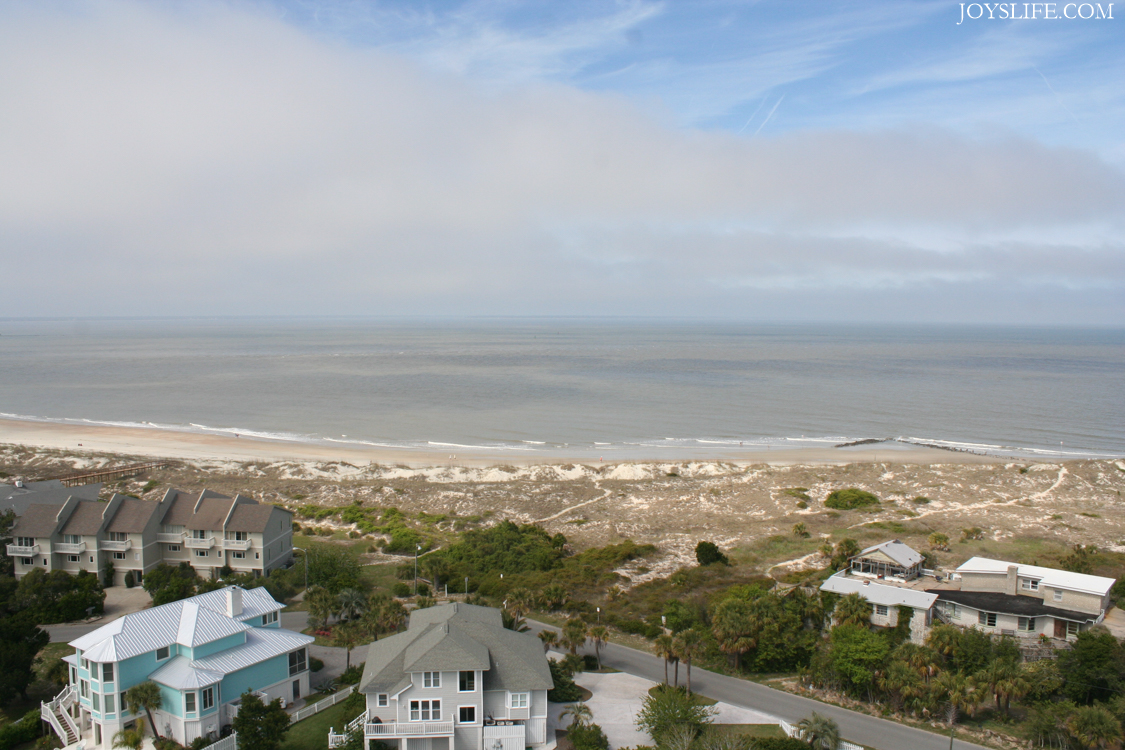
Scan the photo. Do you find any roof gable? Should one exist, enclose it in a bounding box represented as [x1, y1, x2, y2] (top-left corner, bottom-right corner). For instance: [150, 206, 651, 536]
[857, 540, 922, 568]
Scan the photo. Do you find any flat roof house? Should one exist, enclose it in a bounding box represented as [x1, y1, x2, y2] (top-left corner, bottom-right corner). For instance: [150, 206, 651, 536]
[43, 586, 312, 750]
[331, 603, 553, 750]
[930, 557, 1115, 640]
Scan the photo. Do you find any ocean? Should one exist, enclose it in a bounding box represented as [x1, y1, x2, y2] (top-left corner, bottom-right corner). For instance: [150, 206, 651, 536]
[0, 318, 1122, 459]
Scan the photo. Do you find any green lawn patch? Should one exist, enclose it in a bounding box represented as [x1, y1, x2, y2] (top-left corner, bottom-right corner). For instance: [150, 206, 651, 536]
[279, 701, 349, 750]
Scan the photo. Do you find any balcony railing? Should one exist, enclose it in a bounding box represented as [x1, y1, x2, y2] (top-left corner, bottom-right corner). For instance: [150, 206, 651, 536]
[364, 722, 454, 738]
[157, 532, 184, 543]
[55, 541, 87, 554]
[185, 536, 216, 549]
[100, 539, 133, 552]
[223, 538, 252, 550]
[7, 544, 40, 556]
[484, 725, 527, 740]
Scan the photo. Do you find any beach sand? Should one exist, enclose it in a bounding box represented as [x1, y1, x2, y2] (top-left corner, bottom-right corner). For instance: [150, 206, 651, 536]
[0, 417, 1001, 467]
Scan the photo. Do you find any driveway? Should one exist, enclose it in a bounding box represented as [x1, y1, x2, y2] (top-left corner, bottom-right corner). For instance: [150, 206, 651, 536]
[45, 586, 153, 643]
[529, 620, 988, 750]
[556, 669, 782, 749]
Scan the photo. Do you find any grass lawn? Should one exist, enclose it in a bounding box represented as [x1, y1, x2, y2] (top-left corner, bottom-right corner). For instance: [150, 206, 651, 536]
[280, 701, 350, 750]
[719, 724, 786, 739]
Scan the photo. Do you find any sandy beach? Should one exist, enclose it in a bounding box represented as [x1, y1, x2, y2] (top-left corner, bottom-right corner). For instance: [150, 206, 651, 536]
[0, 417, 1005, 467]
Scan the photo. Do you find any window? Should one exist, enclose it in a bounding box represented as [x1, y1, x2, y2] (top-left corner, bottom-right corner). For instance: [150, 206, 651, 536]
[195, 550, 209, 558]
[103, 663, 114, 682]
[71, 667, 77, 684]
[256, 552, 260, 559]
[265, 610, 278, 624]
[874, 604, 889, 617]
[68, 555, 80, 563]
[1018, 617, 1036, 631]
[92, 693, 100, 711]
[979, 611, 997, 628]
[458, 671, 475, 692]
[156, 646, 170, 661]
[80, 680, 88, 698]
[510, 693, 528, 709]
[232, 531, 248, 541]
[377, 695, 388, 707]
[1021, 578, 1040, 591]
[162, 524, 184, 534]
[423, 672, 440, 688]
[185, 692, 196, 714]
[64, 534, 81, 544]
[22, 558, 31, 565]
[105, 694, 115, 715]
[192, 530, 207, 540]
[16, 537, 34, 547]
[1067, 621, 1080, 637]
[120, 693, 128, 715]
[289, 648, 307, 676]
[409, 700, 440, 721]
[458, 706, 476, 723]
[202, 687, 214, 710]
[232, 552, 245, 560]
[1054, 590, 1064, 602]
[113, 552, 126, 560]
[167, 545, 180, 551]
[109, 532, 128, 542]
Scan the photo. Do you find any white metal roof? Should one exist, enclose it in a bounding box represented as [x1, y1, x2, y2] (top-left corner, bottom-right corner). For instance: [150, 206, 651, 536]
[70, 586, 279, 662]
[149, 656, 225, 690]
[955, 557, 1115, 596]
[190, 627, 313, 675]
[188, 586, 284, 622]
[821, 572, 938, 609]
[856, 540, 923, 569]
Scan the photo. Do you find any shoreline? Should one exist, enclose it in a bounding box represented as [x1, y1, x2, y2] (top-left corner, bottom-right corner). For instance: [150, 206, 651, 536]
[0, 417, 1069, 467]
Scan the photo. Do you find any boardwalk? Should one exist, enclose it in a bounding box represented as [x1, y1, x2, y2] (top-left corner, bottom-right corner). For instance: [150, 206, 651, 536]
[53, 460, 170, 487]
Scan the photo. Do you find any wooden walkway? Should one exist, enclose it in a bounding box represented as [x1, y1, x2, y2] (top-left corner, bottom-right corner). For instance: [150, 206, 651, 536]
[54, 461, 171, 487]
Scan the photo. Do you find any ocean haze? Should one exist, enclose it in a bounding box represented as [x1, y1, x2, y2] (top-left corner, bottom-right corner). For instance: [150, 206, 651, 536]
[0, 319, 1121, 459]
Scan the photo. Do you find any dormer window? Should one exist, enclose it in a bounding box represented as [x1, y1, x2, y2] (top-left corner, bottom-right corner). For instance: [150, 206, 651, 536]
[1020, 578, 1040, 591]
[156, 646, 170, 661]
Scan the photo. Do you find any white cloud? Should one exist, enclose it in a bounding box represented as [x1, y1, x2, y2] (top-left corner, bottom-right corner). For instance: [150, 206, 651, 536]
[0, 0, 1122, 322]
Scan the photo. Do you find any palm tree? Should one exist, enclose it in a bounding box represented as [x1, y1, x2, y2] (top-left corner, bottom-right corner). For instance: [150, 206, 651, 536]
[125, 681, 163, 738]
[306, 586, 335, 629]
[507, 588, 537, 620]
[792, 522, 809, 538]
[933, 671, 980, 726]
[673, 629, 705, 695]
[538, 630, 559, 653]
[795, 712, 840, 750]
[926, 624, 960, 663]
[711, 599, 755, 670]
[563, 618, 588, 656]
[976, 660, 1017, 713]
[588, 625, 609, 671]
[1067, 704, 1123, 749]
[542, 584, 568, 611]
[333, 621, 362, 670]
[337, 588, 367, 622]
[560, 702, 593, 728]
[376, 598, 407, 635]
[653, 634, 676, 685]
[876, 661, 918, 714]
[112, 720, 145, 750]
[832, 593, 872, 629]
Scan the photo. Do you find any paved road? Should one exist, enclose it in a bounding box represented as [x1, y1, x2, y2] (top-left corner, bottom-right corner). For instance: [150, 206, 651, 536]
[528, 620, 987, 750]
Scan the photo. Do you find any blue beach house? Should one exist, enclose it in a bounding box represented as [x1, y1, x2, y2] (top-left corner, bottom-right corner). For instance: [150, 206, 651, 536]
[44, 586, 313, 750]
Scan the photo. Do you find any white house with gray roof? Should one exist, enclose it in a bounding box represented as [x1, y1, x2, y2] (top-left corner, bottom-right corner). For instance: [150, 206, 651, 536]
[330, 603, 552, 750]
[44, 586, 312, 750]
[821, 571, 937, 644]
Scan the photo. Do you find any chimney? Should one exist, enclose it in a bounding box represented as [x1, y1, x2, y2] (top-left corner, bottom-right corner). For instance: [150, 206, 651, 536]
[1006, 565, 1019, 596]
[226, 587, 243, 617]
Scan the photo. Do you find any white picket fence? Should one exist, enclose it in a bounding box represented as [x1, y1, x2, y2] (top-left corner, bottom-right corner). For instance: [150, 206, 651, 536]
[203, 733, 237, 750]
[779, 719, 864, 750]
[289, 684, 356, 724]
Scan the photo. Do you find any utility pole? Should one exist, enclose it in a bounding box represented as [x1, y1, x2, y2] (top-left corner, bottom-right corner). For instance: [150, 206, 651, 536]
[465, 576, 469, 596]
[414, 544, 421, 595]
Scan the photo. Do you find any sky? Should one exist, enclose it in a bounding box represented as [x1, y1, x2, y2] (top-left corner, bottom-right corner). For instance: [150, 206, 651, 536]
[1, 0, 1123, 323]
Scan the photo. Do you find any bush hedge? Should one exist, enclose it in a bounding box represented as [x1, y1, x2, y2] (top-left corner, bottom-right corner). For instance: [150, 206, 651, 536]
[824, 488, 879, 510]
[0, 709, 43, 750]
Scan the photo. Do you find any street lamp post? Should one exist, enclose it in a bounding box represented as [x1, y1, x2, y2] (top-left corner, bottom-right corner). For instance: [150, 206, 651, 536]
[597, 607, 601, 623]
[414, 544, 421, 595]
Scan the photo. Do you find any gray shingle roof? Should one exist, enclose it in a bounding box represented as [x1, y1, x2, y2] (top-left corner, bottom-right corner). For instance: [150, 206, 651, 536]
[226, 503, 281, 533]
[0, 481, 102, 516]
[11, 503, 63, 538]
[857, 540, 923, 569]
[60, 501, 109, 536]
[359, 603, 551, 696]
[106, 497, 160, 533]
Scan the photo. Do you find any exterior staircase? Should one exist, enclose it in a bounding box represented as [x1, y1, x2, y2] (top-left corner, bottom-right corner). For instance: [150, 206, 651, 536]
[42, 685, 79, 747]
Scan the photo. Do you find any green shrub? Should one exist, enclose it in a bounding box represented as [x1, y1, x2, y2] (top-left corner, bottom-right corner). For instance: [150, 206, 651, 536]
[695, 541, 729, 566]
[392, 582, 411, 597]
[824, 489, 879, 510]
[568, 722, 609, 750]
[547, 659, 583, 702]
[338, 665, 363, 685]
[0, 709, 42, 750]
[124, 571, 135, 588]
[310, 657, 325, 673]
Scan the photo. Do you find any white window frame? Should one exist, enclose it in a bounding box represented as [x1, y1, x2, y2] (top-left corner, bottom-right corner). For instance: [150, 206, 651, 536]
[1067, 621, 1080, 637]
[105, 693, 115, 716]
[185, 692, 196, 715]
[232, 552, 245, 560]
[458, 705, 477, 724]
[167, 544, 180, 551]
[1021, 578, 1040, 591]
[113, 552, 126, 560]
[978, 611, 997, 628]
[194, 549, 209, 558]
[67, 555, 80, 563]
[409, 700, 440, 721]
[202, 686, 214, 710]
[874, 604, 889, 617]
[1054, 590, 1064, 602]
[156, 646, 170, 661]
[509, 692, 528, 709]
[422, 671, 441, 688]
[377, 694, 388, 707]
[458, 671, 475, 692]
[103, 663, 114, 682]
[1018, 617, 1036, 631]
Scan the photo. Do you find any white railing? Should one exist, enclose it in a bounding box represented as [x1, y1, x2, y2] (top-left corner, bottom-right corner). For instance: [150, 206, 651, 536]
[157, 532, 184, 543]
[366, 722, 454, 737]
[41, 685, 79, 745]
[224, 538, 252, 550]
[199, 733, 237, 750]
[6, 543, 39, 556]
[55, 542, 87, 554]
[290, 684, 355, 724]
[100, 539, 133, 552]
[346, 711, 368, 733]
[779, 720, 863, 750]
[484, 724, 526, 739]
[185, 536, 216, 549]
